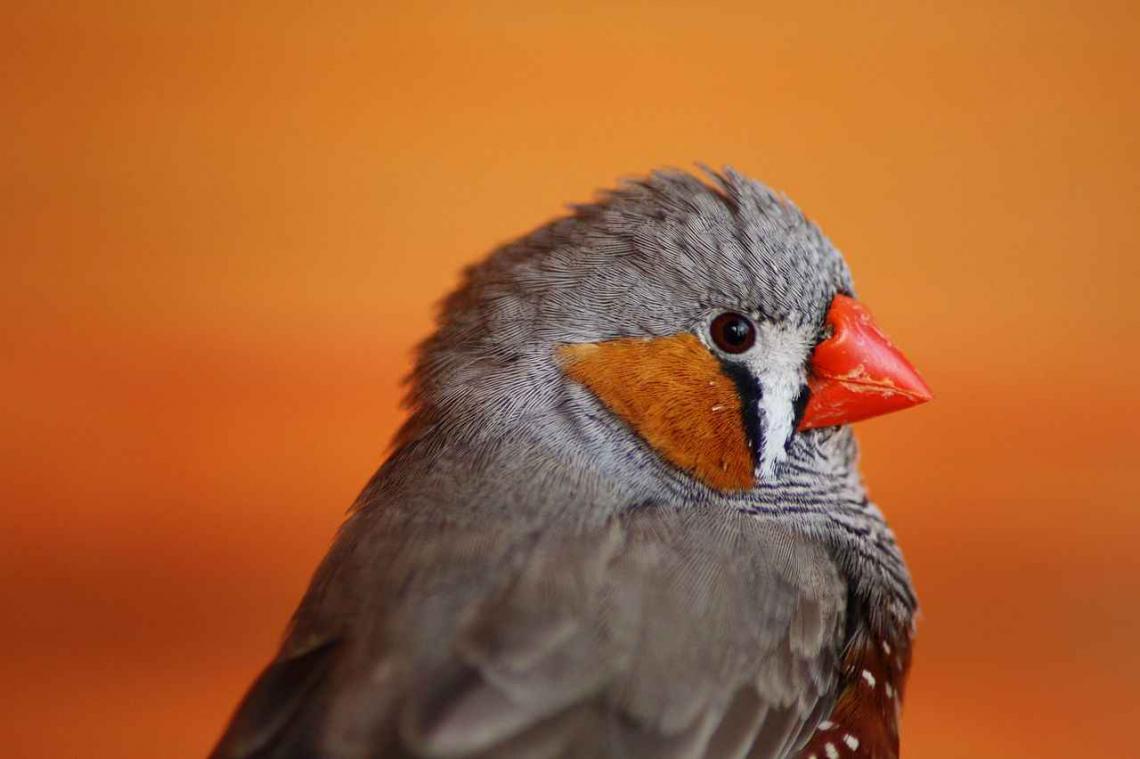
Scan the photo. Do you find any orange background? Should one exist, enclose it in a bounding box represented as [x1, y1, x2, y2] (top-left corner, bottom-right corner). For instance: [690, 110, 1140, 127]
[4, 3, 1138, 758]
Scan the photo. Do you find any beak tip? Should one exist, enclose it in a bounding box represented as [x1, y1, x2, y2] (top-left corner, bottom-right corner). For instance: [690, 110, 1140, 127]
[901, 368, 934, 405]
[916, 383, 934, 404]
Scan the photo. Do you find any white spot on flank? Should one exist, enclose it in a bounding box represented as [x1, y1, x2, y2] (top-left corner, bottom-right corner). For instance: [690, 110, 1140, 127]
[881, 640, 891, 655]
[824, 742, 839, 759]
[861, 669, 876, 687]
[710, 404, 725, 412]
[885, 683, 894, 699]
[818, 720, 835, 730]
[843, 734, 860, 750]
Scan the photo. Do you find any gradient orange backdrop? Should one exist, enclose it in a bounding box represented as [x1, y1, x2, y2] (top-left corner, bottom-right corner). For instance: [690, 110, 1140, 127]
[4, 3, 1138, 758]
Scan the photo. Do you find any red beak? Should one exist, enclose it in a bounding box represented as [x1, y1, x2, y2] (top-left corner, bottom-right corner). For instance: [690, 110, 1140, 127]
[798, 295, 933, 430]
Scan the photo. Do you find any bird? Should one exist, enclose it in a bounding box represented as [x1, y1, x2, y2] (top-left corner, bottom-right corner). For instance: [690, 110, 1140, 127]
[210, 168, 932, 759]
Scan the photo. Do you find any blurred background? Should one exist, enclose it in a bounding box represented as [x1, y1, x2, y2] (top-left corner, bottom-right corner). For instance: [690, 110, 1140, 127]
[4, 2, 1138, 757]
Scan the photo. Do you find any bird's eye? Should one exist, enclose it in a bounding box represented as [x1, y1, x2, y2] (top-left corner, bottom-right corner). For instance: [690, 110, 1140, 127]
[709, 312, 756, 354]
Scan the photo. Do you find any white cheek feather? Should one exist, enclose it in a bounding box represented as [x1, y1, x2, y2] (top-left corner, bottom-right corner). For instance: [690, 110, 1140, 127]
[749, 324, 814, 478]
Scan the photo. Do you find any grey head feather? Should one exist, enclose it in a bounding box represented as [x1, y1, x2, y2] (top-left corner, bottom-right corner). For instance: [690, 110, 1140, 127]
[403, 168, 852, 438]
[393, 166, 912, 620]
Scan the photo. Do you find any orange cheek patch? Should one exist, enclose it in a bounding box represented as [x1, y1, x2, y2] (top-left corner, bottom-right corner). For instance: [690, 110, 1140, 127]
[559, 333, 754, 491]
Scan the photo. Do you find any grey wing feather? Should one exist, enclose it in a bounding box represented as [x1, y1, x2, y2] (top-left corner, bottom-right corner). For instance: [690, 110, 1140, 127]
[210, 505, 845, 759]
[210, 638, 341, 759]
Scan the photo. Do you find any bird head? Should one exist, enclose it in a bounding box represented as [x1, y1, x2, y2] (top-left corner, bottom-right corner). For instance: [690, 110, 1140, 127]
[404, 169, 931, 494]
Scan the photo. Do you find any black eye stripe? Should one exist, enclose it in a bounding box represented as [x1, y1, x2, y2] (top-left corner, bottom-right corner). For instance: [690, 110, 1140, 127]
[710, 312, 756, 354]
[788, 384, 811, 451]
[719, 361, 764, 466]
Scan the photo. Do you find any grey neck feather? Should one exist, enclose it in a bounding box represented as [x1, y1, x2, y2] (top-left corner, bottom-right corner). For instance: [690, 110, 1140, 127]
[385, 376, 917, 638]
[551, 381, 918, 635]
